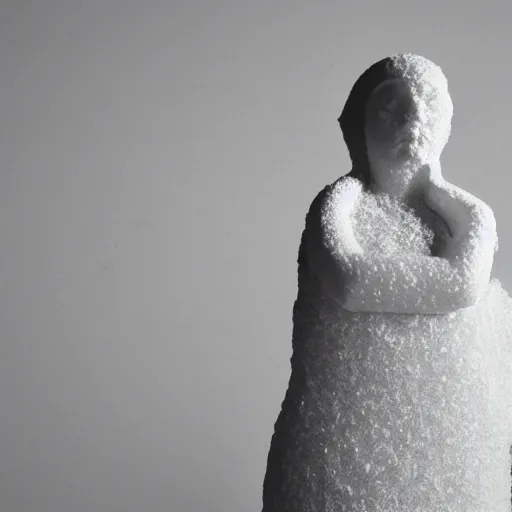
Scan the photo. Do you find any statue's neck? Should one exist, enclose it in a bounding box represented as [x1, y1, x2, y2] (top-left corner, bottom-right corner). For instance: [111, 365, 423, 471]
[367, 160, 442, 202]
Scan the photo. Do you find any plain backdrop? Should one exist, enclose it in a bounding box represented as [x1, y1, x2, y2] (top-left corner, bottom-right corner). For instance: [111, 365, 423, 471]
[1, 1, 511, 511]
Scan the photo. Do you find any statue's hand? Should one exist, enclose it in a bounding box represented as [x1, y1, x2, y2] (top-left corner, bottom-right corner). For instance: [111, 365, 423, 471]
[422, 168, 496, 247]
[421, 166, 497, 297]
[423, 178, 469, 240]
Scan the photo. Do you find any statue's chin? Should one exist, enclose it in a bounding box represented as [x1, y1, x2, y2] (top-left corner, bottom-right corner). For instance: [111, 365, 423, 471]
[390, 142, 436, 167]
[368, 141, 443, 179]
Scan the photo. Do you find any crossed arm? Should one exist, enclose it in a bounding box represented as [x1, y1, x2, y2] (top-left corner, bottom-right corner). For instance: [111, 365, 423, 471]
[306, 174, 498, 315]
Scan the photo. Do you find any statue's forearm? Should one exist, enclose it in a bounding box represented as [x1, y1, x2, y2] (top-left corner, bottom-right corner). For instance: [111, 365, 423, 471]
[341, 216, 496, 315]
[307, 174, 496, 315]
[341, 254, 477, 314]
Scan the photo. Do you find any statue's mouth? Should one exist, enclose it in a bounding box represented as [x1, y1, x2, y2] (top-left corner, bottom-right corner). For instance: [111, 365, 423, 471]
[395, 134, 428, 149]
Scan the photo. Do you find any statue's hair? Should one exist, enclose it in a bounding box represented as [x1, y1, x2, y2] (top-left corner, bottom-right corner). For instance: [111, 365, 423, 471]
[388, 54, 450, 92]
[339, 53, 453, 185]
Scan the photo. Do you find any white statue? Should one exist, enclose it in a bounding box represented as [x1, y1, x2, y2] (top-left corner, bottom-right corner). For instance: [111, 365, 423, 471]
[262, 54, 512, 512]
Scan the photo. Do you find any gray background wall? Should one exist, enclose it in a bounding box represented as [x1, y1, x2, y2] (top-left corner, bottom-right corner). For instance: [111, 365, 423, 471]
[0, 1, 511, 511]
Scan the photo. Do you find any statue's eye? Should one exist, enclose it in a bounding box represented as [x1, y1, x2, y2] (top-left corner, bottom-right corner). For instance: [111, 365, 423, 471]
[375, 98, 399, 123]
[382, 97, 398, 112]
[377, 107, 394, 122]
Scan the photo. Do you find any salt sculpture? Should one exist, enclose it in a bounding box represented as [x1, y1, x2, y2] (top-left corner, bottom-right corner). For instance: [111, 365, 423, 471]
[261, 53, 512, 511]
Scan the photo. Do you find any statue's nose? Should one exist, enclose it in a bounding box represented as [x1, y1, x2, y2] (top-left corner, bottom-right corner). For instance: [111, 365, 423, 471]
[393, 98, 418, 128]
[404, 101, 420, 123]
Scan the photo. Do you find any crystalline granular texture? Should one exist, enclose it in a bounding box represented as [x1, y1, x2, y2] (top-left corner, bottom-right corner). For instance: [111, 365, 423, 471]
[262, 188, 512, 512]
[261, 53, 512, 512]
[351, 192, 435, 258]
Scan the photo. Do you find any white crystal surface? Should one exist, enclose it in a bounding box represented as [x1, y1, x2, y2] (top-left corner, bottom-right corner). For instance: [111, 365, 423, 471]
[262, 53, 512, 512]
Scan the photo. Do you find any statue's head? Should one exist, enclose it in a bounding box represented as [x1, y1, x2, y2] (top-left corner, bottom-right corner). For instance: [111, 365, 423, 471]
[339, 54, 453, 185]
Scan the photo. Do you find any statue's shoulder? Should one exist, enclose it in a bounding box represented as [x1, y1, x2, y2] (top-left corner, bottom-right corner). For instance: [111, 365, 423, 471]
[328, 175, 364, 204]
[299, 175, 364, 273]
[307, 174, 363, 219]
[299, 177, 349, 266]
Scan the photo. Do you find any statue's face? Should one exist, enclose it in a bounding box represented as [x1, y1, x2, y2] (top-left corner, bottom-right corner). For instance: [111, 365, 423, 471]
[364, 78, 451, 168]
